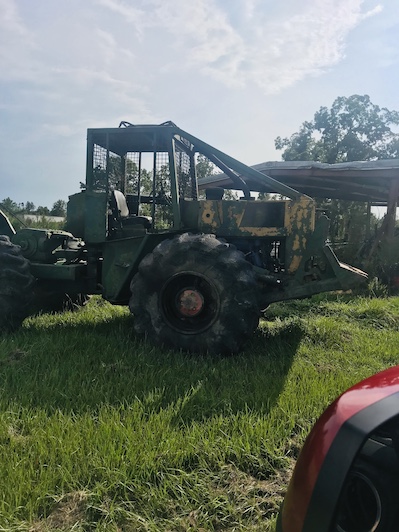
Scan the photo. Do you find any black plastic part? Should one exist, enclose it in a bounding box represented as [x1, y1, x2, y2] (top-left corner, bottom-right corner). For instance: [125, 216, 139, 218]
[302, 391, 399, 531]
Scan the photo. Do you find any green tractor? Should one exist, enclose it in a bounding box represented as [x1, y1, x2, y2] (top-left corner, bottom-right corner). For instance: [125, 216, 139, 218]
[0, 121, 367, 354]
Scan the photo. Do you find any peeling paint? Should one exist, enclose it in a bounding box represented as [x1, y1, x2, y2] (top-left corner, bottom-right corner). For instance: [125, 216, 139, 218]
[292, 235, 301, 251]
[238, 227, 287, 237]
[289, 255, 302, 273]
[201, 201, 219, 229]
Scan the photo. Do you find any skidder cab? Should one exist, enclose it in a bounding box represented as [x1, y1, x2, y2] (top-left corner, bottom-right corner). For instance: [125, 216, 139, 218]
[0, 121, 367, 353]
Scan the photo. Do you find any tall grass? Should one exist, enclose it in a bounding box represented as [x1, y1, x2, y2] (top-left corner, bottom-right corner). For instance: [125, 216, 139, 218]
[1, 295, 399, 530]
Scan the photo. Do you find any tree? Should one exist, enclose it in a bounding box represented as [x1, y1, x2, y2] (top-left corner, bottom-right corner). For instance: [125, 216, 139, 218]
[25, 201, 35, 213]
[274, 95, 399, 263]
[275, 94, 399, 163]
[125, 159, 153, 197]
[36, 206, 50, 216]
[195, 153, 237, 200]
[196, 153, 215, 180]
[50, 199, 67, 217]
[0, 197, 20, 214]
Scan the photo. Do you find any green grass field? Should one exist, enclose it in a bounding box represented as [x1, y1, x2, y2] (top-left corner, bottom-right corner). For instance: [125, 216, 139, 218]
[1, 294, 399, 531]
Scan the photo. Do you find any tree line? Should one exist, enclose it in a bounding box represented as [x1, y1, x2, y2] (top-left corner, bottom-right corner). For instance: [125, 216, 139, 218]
[0, 198, 67, 217]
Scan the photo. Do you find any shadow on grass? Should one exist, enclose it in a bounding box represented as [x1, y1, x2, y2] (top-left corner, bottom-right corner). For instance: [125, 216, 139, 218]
[0, 308, 302, 423]
[171, 321, 303, 424]
[262, 292, 360, 321]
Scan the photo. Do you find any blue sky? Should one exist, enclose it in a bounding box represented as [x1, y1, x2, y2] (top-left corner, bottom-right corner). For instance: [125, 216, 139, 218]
[1, 0, 398, 209]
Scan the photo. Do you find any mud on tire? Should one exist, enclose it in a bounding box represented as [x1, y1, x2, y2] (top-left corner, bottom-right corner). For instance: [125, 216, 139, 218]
[0, 235, 35, 332]
[129, 233, 260, 354]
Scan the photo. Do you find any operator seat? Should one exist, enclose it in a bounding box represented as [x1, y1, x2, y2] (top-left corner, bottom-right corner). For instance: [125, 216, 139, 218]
[110, 190, 152, 230]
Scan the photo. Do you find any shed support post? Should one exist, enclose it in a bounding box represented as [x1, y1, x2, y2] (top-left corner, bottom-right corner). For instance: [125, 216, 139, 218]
[386, 179, 399, 238]
[366, 202, 371, 240]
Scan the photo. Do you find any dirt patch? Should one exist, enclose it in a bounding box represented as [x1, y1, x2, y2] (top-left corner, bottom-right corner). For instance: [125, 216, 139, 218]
[176, 461, 295, 531]
[0, 348, 28, 366]
[214, 461, 295, 518]
[29, 491, 88, 531]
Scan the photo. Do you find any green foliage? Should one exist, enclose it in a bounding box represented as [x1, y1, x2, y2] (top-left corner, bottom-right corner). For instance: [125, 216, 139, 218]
[25, 201, 35, 213]
[274, 94, 399, 266]
[126, 159, 152, 196]
[50, 199, 67, 217]
[196, 153, 215, 180]
[36, 205, 50, 215]
[324, 199, 375, 249]
[23, 217, 66, 230]
[365, 236, 399, 289]
[0, 197, 21, 214]
[196, 153, 238, 200]
[91, 155, 125, 192]
[1, 295, 399, 529]
[367, 277, 389, 298]
[1, 197, 67, 232]
[275, 94, 399, 163]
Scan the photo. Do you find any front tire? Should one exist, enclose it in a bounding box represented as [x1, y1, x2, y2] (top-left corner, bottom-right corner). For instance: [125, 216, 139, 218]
[0, 235, 35, 332]
[129, 233, 260, 354]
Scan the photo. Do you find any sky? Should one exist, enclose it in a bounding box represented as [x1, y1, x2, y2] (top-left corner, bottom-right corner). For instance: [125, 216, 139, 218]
[1, 0, 399, 210]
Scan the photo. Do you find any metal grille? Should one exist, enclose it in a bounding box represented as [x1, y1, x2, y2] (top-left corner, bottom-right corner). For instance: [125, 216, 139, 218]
[125, 152, 141, 195]
[153, 152, 172, 228]
[108, 150, 123, 190]
[155, 152, 170, 198]
[175, 145, 193, 199]
[92, 144, 123, 191]
[93, 144, 107, 171]
[90, 144, 183, 228]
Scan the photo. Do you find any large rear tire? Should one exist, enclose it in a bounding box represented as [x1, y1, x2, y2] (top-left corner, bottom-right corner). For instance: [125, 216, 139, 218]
[129, 233, 260, 354]
[0, 235, 35, 332]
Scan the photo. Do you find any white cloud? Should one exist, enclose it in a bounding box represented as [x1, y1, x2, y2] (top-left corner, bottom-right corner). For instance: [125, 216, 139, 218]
[94, 0, 242, 84]
[0, 0, 30, 35]
[361, 4, 383, 19]
[95, 28, 135, 65]
[96, 0, 147, 40]
[242, 0, 260, 20]
[0, 0, 154, 139]
[97, 0, 383, 93]
[0, 0, 38, 82]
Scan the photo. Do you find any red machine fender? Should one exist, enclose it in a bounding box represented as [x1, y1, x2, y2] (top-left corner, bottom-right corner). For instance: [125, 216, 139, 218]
[277, 365, 399, 531]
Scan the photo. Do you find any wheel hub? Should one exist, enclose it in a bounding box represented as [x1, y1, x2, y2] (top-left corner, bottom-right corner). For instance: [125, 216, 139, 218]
[160, 271, 220, 334]
[176, 289, 204, 317]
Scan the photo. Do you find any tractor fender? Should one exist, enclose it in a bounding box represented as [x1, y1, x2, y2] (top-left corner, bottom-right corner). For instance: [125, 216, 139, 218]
[277, 365, 399, 531]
